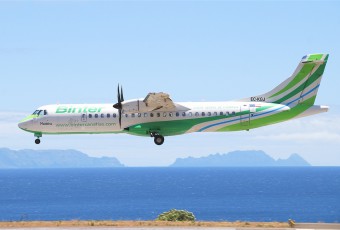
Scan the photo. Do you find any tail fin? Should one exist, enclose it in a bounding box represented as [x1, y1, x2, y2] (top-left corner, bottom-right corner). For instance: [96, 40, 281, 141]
[240, 54, 329, 107]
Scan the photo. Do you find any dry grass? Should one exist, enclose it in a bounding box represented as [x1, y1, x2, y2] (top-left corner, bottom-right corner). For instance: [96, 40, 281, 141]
[0, 220, 289, 228]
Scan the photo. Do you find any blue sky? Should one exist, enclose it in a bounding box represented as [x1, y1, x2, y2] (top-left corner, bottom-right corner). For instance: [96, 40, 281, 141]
[1, 1, 339, 166]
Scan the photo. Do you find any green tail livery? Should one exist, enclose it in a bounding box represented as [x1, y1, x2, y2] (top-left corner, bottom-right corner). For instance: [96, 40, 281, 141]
[19, 54, 329, 145]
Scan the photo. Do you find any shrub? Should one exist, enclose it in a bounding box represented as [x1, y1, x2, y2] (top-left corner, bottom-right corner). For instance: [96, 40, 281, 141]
[156, 209, 195, 222]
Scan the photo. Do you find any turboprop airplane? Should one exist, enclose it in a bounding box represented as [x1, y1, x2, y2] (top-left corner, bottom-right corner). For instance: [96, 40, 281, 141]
[18, 54, 329, 145]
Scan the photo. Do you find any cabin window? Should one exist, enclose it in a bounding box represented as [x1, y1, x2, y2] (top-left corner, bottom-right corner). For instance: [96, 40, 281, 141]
[113, 113, 116, 118]
[107, 113, 110, 118]
[220, 112, 223, 116]
[201, 112, 205, 117]
[150, 113, 154, 117]
[163, 112, 167, 117]
[138, 113, 142, 117]
[95, 114, 98, 118]
[176, 112, 180, 117]
[188, 112, 193, 117]
[226, 112, 230, 116]
[195, 112, 199, 117]
[132, 113, 135, 118]
[232, 111, 236, 115]
[89, 114, 92, 118]
[169, 112, 173, 117]
[81, 114, 86, 119]
[157, 112, 161, 117]
[44, 110, 48, 115]
[207, 112, 211, 116]
[101, 114, 104, 118]
[182, 112, 186, 117]
[125, 114, 128, 118]
[213, 112, 217, 116]
[144, 113, 148, 117]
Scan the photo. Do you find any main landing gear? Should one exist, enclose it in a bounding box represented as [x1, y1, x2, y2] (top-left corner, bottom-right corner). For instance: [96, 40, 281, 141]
[34, 133, 42, 145]
[150, 132, 165, 145]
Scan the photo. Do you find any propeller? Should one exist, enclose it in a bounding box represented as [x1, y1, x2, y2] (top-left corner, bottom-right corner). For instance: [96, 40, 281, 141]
[113, 84, 124, 128]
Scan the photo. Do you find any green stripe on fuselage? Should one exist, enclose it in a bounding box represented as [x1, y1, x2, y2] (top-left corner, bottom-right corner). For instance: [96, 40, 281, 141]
[217, 96, 315, 132]
[127, 115, 229, 137]
[127, 105, 275, 136]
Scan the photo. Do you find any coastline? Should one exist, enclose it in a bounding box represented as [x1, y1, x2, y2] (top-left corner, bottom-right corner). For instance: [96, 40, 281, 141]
[0, 220, 289, 228]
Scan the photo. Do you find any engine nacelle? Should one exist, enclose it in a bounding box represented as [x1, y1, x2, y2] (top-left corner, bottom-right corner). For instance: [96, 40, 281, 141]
[121, 99, 150, 114]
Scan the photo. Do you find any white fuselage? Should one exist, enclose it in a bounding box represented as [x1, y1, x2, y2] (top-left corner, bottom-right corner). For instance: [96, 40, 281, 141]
[18, 101, 290, 135]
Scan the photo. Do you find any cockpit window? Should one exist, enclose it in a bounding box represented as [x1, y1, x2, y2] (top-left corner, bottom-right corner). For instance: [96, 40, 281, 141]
[32, 110, 47, 116]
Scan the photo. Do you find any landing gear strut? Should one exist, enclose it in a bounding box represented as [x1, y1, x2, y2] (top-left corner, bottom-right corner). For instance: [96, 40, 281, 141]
[150, 132, 165, 145]
[34, 133, 42, 145]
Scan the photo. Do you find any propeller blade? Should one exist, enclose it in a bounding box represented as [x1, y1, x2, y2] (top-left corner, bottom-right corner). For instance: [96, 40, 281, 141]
[118, 109, 122, 128]
[114, 84, 122, 109]
[117, 84, 121, 103]
[120, 85, 124, 102]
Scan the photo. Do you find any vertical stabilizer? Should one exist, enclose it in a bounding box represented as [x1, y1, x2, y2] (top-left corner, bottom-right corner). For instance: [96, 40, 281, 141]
[239, 54, 329, 107]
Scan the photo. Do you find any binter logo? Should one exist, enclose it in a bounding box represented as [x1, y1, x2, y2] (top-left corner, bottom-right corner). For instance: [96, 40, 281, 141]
[56, 106, 103, 114]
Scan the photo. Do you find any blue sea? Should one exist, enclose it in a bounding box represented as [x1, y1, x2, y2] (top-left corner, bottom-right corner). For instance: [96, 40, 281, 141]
[0, 167, 339, 222]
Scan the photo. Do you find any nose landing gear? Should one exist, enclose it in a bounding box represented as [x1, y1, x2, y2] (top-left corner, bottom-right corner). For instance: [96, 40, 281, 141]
[34, 133, 42, 145]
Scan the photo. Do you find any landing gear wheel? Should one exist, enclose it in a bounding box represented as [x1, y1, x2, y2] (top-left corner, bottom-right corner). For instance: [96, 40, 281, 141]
[154, 135, 164, 145]
[35, 139, 40, 144]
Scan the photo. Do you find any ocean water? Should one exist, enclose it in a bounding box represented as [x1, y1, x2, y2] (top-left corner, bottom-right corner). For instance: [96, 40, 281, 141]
[0, 167, 339, 222]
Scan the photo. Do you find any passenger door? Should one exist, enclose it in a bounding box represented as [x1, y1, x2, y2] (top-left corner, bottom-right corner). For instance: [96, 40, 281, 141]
[240, 104, 250, 126]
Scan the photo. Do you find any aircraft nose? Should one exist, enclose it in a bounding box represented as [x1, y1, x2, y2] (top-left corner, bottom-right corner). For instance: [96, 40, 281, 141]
[18, 120, 28, 130]
[18, 116, 33, 130]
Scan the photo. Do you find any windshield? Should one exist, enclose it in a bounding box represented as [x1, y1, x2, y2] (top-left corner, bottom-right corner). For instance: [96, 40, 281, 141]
[32, 110, 47, 116]
[32, 110, 41, 115]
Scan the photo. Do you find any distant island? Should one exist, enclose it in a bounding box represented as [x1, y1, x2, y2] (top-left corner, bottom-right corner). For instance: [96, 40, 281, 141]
[170, 150, 311, 167]
[0, 148, 311, 168]
[0, 148, 124, 168]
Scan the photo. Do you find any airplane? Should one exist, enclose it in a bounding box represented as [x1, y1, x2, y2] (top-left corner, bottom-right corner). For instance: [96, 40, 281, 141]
[18, 53, 329, 145]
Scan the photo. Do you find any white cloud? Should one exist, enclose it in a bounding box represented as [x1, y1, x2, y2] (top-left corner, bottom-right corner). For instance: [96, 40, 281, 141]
[250, 112, 340, 145]
[254, 131, 340, 143]
[0, 112, 27, 136]
[0, 111, 27, 122]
